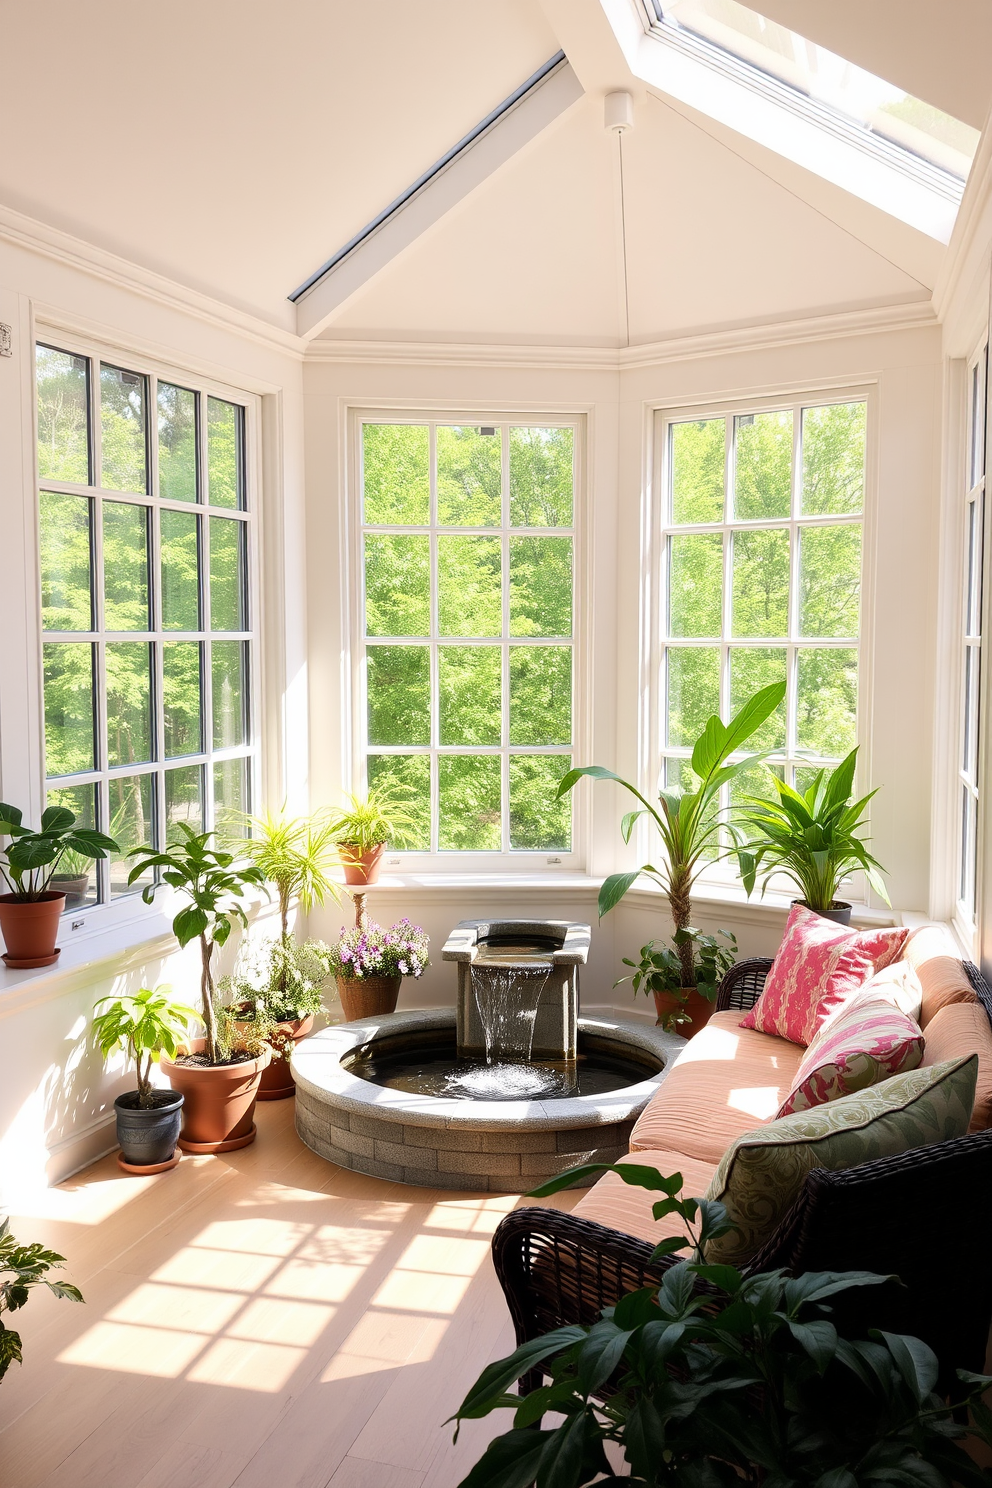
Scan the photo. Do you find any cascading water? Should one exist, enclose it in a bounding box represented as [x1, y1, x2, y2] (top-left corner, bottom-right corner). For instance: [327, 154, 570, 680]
[444, 957, 561, 1098]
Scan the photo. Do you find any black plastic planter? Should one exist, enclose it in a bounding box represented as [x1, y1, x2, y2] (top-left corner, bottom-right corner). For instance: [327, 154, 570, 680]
[114, 1090, 184, 1168]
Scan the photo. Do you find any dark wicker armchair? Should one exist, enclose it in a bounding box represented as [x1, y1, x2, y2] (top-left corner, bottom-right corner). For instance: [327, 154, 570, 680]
[493, 957, 992, 1392]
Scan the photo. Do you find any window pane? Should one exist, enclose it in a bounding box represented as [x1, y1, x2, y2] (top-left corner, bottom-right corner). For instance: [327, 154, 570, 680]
[47, 783, 98, 909]
[100, 365, 147, 493]
[667, 647, 720, 747]
[509, 427, 572, 527]
[367, 754, 431, 850]
[800, 524, 861, 638]
[509, 536, 571, 637]
[109, 773, 154, 897]
[963, 644, 981, 778]
[797, 648, 858, 756]
[966, 496, 983, 637]
[103, 501, 150, 631]
[212, 641, 247, 750]
[158, 384, 197, 503]
[729, 648, 787, 749]
[43, 643, 94, 775]
[439, 536, 502, 636]
[439, 647, 500, 746]
[509, 646, 571, 745]
[729, 760, 784, 815]
[733, 411, 792, 520]
[669, 533, 722, 638]
[214, 758, 249, 834]
[165, 764, 203, 840]
[161, 509, 200, 630]
[436, 426, 501, 526]
[362, 424, 429, 525]
[731, 528, 790, 637]
[671, 418, 724, 524]
[106, 642, 152, 767]
[40, 492, 92, 631]
[207, 397, 242, 509]
[509, 756, 571, 850]
[163, 642, 203, 757]
[368, 645, 430, 746]
[438, 755, 501, 850]
[365, 534, 429, 636]
[209, 517, 245, 631]
[962, 787, 977, 913]
[37, 346, 89, 484]
[802, 403, 866, 516]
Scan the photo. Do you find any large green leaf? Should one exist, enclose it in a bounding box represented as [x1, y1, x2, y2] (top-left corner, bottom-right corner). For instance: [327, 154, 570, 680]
[172, 905, 209, 947]
[576, 1319, 633, 1396]
[39, 806, 75, 834]
[455, 1428, 553, 1488]
[454, 1327, 587, 1420]
[7, 838, 58, 870]
[598, 872, 642, 918]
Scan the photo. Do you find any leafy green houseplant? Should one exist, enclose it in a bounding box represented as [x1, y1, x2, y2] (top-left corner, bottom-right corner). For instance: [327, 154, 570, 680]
[556, 683, 785, 1030]
[93, 986, 199, 1171]
[0, 1218, 83, 1382]
[0, 804, 118, 967]
[330, 788, 419, 885]
[451, 1164, 992, 1488]
[738, 746, 888, 924]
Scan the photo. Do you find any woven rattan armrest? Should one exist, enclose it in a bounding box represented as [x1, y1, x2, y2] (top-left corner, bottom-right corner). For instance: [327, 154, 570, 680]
[714, 957, 772, 1012]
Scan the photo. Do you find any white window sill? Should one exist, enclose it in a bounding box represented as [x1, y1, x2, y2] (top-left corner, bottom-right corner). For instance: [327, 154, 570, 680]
[0, 905, 179, 1010]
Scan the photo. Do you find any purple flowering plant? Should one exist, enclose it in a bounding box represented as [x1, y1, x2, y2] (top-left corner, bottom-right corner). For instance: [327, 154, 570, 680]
[329, 918, 429, 981]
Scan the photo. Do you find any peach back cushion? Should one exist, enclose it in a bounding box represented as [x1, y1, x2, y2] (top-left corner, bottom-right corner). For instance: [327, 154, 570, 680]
[921, 999, 992, 1131]
[903, 926, 976, 1028]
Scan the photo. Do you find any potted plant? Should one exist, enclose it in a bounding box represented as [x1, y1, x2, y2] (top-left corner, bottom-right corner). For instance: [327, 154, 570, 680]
[0, 1219, 83, 1382]
[0, 804, 118, 967]
[330, 917, 429, 1021]
[738, 746, 889, 926]
[619, 927, 737, 1034]
[92, 984, 199, 1173]
[556, 683, 786, 1033]
[451, 1165, 992, 1488]
[127, 825, 269, 1153]
[50, 844, 92, 909]
[329, 789, 419, 886]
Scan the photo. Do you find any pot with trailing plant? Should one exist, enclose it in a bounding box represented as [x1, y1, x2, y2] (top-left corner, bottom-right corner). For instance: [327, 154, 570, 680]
[329, 788, 419, 886]
[0, 804, 118, 968]
[737, 746, 888, 926]
[127, 825, 269, 1153]
[556, 682, 786, 1033]
[330, 918, 429, 1021]
[92, 985, 199, 1173]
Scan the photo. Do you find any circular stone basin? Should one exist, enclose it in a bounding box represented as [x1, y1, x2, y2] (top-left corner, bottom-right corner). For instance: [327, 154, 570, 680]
[291, 1009, 685, 1193]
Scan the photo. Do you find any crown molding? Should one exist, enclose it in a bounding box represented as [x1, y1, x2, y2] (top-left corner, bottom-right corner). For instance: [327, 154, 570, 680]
[0, 204, 304, 361]
[933, 96, 992, 352]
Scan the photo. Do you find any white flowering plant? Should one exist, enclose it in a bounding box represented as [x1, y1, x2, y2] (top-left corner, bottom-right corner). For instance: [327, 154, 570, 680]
[329, 918, 429, 981]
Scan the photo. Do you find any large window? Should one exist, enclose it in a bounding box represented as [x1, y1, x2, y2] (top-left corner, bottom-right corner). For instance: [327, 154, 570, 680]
[36, 340, 256, 909]
[958, 345, 988, 927]
[659, 396, 867, 833]
[358, 420, 576, 854]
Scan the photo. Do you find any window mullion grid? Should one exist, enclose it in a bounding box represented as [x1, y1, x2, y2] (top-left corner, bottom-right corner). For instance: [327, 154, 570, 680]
[720, 425, 734, 829]
[788, 399, 803, 788]
[429, 423, 439, 855]
[200, 457, 212, 838]
[501, 423, 511, 854]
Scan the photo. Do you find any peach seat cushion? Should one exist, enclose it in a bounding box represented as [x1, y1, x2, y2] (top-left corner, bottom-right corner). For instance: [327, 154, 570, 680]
[904, 926, 978, 1028]
[922, 999, 992, 1131]
[572, 1150, 719, 1249]
[628, 1011, 804, 1163]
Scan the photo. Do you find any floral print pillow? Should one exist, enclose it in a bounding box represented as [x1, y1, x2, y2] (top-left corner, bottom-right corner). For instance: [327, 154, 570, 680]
[776, 993, 924, 1117]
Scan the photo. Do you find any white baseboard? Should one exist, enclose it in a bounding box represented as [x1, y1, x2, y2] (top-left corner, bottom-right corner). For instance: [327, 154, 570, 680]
[45, 1113, 118, 1186]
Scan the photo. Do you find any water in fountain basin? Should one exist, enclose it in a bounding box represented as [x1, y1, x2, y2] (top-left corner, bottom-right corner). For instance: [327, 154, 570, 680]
[443, 958, 555, 1099]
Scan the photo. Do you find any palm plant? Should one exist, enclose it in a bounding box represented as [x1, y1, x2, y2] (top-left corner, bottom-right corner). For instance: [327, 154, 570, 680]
[237, 810, 341, 940]
[329, 787, 419, 854]
[737, 747, 888, 914]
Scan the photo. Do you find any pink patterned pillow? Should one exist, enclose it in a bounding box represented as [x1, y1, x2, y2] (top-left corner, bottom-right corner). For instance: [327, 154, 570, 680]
[776, 994, 923, 1116]
[740, 904, 909, 1046]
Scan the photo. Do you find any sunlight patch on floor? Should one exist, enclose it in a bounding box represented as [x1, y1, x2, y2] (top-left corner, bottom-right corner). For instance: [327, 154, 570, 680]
[186, 1336, 308, 1391]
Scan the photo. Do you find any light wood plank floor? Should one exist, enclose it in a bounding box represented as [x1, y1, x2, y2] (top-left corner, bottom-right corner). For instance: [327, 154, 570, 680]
[0, 1099, 578, 1488]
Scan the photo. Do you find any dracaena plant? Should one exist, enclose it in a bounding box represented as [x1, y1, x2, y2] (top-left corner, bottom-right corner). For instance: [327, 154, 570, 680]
[451, 1163, 992, 1488]
[556, 683, 786, 990]
[737, 746, 889, 915]
[0, 804, 117, 902]
[128, 825, 266, 1064]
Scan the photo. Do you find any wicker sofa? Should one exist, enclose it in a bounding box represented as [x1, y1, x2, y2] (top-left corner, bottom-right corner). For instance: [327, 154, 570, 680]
[493, 933, 992, 1390]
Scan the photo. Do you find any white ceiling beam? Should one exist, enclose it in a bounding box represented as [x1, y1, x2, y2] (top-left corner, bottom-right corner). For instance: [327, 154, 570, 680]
[294, 59, 584, 339]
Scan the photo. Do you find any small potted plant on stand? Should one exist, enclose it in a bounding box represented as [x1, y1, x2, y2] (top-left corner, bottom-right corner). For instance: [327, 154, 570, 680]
[737, 747, 888, 926]
[128, 825, 269, 1153]
[330, 918, 429, 1022]
[329, 789, 418, 886]
[556, 683, 786, 1034]
[0, 804, 117, 967]
[92, 985, 199, 1173]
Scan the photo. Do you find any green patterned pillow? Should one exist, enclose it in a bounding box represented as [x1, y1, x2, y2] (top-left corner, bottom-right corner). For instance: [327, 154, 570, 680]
[703, 1054, 977, 1266]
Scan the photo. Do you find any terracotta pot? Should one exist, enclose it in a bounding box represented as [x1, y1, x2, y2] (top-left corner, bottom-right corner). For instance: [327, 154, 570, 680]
[338, 842, 385, 886]
[256, 1015, 315, 1100]
[160, 1038, 270, 1153]
[652, 987, 714, 1038]
[51, 873, 90, 909]
[794, 899, 853, 927]
[336, 974, 402, 1022]
[0, 892, 65, 968]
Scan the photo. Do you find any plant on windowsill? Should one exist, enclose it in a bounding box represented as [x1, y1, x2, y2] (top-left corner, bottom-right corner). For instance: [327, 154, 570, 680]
[555, 682, 786, 1034]
[328, 788, 420, 887]
[737, 747, 889, 927]
[127, 825, 269, 1154]
[92, 985, 199, 1173]
[0, 804, 118, 969]
[329, 918, 429, 1022]
[0, 1218, 83, 1383]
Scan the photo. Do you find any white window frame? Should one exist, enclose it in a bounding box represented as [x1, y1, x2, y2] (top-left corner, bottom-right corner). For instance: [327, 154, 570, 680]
[30, 325, 262, 935]
[645, 383, 877, 897]
[347, 405, 588, 871]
